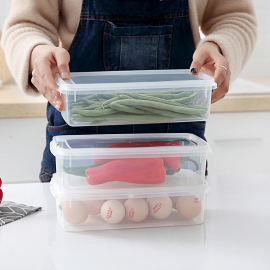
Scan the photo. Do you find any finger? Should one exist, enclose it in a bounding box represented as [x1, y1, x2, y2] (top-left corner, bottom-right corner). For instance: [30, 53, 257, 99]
[211, 70, 231, 104]
[53, 48, 70, 80]
[189, 50, 210, 75]
[212, 94, 226, 104]
[214, 61, 229, 87]
[34, 56, 58, 92]
[34, 56, 65, 111]
[31, 76, 63, 111]
[33, 64, 59, 101]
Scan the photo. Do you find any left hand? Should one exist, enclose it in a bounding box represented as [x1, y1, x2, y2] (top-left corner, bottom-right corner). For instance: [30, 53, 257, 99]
[189, 41, 231, 104]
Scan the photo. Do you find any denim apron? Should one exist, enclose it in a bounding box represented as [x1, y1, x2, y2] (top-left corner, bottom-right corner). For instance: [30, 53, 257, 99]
[39, 0, 207, 182]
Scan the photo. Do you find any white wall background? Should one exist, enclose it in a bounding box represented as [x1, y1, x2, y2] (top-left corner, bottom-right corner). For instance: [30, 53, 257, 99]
[0, 0, 11, 30]
[240, 0, 270, 77]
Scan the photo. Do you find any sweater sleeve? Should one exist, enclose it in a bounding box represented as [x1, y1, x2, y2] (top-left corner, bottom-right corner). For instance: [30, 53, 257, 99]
[1, 0, 61, 96]
[198, 0, 258, 82]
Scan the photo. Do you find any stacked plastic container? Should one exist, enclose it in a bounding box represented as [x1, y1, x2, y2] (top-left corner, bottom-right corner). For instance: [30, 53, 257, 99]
[50, 69, 215, 231]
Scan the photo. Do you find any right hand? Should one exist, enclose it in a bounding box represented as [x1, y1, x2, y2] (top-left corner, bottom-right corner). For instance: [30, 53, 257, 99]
[30, 45, 70, 111]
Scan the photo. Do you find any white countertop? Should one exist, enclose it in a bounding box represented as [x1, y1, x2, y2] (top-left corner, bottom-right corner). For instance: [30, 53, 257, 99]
[1, 174, 270, 270]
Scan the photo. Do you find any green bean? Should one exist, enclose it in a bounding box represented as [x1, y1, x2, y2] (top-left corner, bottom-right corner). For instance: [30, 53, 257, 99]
[71, 106, 88, 112]
[102, 96, 120, 105]
[73, 103, 101, 110]
[173, 91, 199, 104]
[102, 94, 118, 99]
[69, 101, 85, 106]
[191, 105, 207, 109]
[86, 99, 99, 105]
[73, 108, 118, 117]
[110, 102, 147, 114]
[119, 94, 132, 99]
[124, 93, 184, 107]
[146, 91, 193, 99]
[89, 120, 106, 125]
[113, 99, 206, 115]
[83, 94, 97, 100]
[72, 113, 173, 123]
[136, 92, 200, 106]
[88, 103, 103, 109]
[136, 106, 201, 118]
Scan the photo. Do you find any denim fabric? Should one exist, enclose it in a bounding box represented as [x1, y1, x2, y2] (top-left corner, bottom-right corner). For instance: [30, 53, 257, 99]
[40, 0, 206, 182]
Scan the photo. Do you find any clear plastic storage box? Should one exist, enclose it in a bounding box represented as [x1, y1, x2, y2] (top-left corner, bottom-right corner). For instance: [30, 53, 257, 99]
[50, 173, 210, 231]
[50, 133, 211, 188]
[55, 69, 216, 126]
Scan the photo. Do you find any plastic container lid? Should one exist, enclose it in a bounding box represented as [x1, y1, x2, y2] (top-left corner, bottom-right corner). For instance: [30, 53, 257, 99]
[50, 173, 211, 200]
[50, 133, 212, 159]
[55, 69, 217, 93]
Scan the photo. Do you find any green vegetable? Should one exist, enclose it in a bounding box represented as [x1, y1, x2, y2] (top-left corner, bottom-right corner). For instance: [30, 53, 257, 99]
[72, 108, 118, 117]
[71, 113, 174, 123]
[110, 102, 147, 114]
[63, 164, 99, 177]
[69, 90, 206, 125]
[146, 91, 193, 99]
[112, 99, 206, 115]
[136, 106, 201, 118]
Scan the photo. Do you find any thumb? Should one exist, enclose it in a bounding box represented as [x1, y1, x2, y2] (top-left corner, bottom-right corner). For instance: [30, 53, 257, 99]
[189, 49, 209, 75]
[53, 48, 70, 80]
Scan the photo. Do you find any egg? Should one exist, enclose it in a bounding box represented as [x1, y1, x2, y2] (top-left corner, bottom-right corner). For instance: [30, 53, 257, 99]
[63, 201, 89, 224]
[176, 195, 202, 219]
[147, 197, 172, 219]
[101, 200, 125, 224]
[83, 200, 105, 215]
[124, 198, 148, 222]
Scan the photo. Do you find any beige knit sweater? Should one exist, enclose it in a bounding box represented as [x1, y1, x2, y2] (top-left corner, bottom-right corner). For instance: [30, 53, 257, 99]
[1, 0, 257, 96]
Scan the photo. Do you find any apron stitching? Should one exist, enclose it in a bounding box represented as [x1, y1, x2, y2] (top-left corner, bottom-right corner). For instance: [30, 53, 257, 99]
[104, 33, 172, 38]
[155, 35, 159, 69]
[120, 36, 123, 70]
[41, 166, 54, 174]
[166, 32, 173, 69]
[40, 176, 51, 182]
[184, 0, 196, 51]
[69, 0, 88, 54]
[105, 24, 113, 71]
[103, 24, 108, 70]
[80, 13, 189, 20]
[40, 172, 52, 179]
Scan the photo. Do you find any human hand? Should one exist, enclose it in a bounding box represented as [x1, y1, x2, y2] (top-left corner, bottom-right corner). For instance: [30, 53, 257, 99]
[189, 41, 231, 104]
[30, 45, 70, 111]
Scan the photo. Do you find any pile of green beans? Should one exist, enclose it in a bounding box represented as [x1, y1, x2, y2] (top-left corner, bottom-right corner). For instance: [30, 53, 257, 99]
[69, 90, 207, 125]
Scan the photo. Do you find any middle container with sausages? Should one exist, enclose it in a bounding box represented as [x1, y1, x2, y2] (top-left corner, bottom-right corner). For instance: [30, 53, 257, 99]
[50, 133, 211, 189]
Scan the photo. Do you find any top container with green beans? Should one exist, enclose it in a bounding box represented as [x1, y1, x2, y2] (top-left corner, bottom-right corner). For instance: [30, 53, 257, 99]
[54, 70, 217, 126]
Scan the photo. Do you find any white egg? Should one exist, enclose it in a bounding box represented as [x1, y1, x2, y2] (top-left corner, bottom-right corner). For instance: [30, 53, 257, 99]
[124, 198, 148, 222]
[63, 201, 89, 224]
[101, 200, 125, 224]
[83, 200, 105, 215]
[176, 195, 202, 219]
[147, 197, 172, 219]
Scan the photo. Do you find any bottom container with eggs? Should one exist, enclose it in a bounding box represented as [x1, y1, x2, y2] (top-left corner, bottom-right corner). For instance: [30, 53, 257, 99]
[50, 173, 210, 231]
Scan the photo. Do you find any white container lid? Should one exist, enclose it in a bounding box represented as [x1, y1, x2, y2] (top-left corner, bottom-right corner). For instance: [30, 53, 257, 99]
[50, 173, 211, 200]
[50, 133, 212, 159]
[55, 69, 217, 93]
